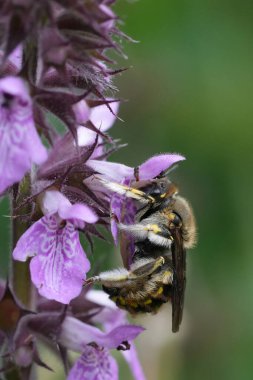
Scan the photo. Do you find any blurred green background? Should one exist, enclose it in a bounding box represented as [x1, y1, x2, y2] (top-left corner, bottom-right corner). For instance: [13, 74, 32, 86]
[112, 0, 253, 379]
[1, 0, 253, 379]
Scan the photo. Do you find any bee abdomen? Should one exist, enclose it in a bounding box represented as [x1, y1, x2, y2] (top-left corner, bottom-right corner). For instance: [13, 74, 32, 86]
[103, 283, 172, 315]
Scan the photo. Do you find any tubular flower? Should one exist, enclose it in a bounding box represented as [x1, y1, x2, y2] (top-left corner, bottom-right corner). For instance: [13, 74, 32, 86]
[59, 290, 145, 380]
[74, 99, 120, 154]
[13, 190, 97, 303]
[60, 316, 144, 352]
[0, 76, 47, 194]
[86, 153, 185, 244]
[0, 287, 145, 380]
[85, 290, 146, 380]
[67, 346, 118, 380]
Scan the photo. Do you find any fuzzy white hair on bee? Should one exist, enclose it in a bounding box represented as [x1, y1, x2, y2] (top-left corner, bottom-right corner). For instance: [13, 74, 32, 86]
[118, 222, 173, 248]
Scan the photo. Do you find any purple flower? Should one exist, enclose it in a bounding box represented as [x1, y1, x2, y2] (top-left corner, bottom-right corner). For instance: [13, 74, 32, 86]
[87, 153, 185, 244]
[68, 346, 118, 380]
[85, 289, 126, 330]
[0, 1, 149, 379]
[0, 283, 52, 374]
[73, 99, 119, 130]
[13, 190, 98, 303]
[85, 290, 147, 380]
[0, 76, 47, 194]
[60, 316, 143, 351]
[59, 301, 145, 380]
[74, 99, 119, 157]
[87, 153, 185, 182]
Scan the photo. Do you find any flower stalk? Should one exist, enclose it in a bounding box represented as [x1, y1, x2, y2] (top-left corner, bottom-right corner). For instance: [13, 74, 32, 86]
[11, 175, 34, 310]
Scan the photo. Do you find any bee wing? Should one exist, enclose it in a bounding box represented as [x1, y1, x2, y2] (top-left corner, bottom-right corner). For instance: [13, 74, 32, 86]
[120, 231, 135, 269]
[171, 228, 186, 333]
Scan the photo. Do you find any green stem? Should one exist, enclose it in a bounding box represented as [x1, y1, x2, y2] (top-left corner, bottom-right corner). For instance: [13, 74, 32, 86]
[10, 176, 35, 310]
[6, 33, 40, 380]
[6, 176, 36, 380]
[10, 36, 38, 311]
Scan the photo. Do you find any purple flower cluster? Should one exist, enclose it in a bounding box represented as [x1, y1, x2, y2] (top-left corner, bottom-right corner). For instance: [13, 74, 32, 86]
[0, 282, 145, 379]
[0, 1, 185, 379]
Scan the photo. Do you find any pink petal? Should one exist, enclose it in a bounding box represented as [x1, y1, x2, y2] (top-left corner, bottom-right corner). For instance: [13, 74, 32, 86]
[41, 190, 98, 224]
[23, 118, 48, 164]
[89, 101, 119, 131]
[0, 76, 29, 97]
[73, 100, 91, 124]
[85, 290, 117, 309]
[110, 193, 136, 250]
[0, 76, 47, 193]
[59, 203, 98, 224]
[8, 45, 22, 70]
[122, 344, 146, 380]
[31, 220, 90, 303]
[76, 100, 119, 147]
[77, 126, 97, 147]
[67, 346, 118, 380]
[87, 160, 133, 182]
[110, 217, 119, 245]
[12, 217, 53, 262]
[40, 190, 71, 216]
[13, 215, 90, 304]
[110, 194, 124, 244]
[60, 316, 144, 351]
[0, 144, 31, 193]
[85, 290, 126, 330]
[138, 153, 185, 180]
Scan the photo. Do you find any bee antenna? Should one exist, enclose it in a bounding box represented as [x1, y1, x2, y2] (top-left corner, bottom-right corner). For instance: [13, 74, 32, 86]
[156, 163, 179, 178]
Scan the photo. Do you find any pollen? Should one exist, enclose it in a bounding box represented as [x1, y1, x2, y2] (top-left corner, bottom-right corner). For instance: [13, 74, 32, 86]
[153, 286, 164, 297]
[144, 224, 161, 234]
[144, 299, 152, 305]
[128, 300, 138, 308]
[119, 296, 126, 305]
[131, 188, 144, 196]
[168, 213, 176, 220]
[162, 271, 173, 284]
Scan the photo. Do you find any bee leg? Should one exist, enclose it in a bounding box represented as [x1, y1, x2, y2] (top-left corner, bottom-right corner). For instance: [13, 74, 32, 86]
[96, 176, 155, 204]
[118, 222, 173, 248]
[85, 257, 166, 288]
[129, 256, 165, 279]
[134, 166, 140, 181]
[84, 268, 131, 287]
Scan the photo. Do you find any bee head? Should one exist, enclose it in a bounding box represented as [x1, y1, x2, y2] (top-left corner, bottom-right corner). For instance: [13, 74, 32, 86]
[141, 178, 178, 200]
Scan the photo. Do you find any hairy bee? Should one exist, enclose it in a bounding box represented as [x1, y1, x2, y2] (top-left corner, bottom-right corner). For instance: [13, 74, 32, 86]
[87, 175, 196, 332]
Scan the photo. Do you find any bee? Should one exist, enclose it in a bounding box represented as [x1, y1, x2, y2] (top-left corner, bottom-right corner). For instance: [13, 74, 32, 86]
[86, 174, 196, 332]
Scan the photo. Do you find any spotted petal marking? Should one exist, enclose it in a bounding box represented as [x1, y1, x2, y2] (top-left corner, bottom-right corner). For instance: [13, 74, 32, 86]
[13, 215, 90, 304]
[67, 346, 118, 380]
